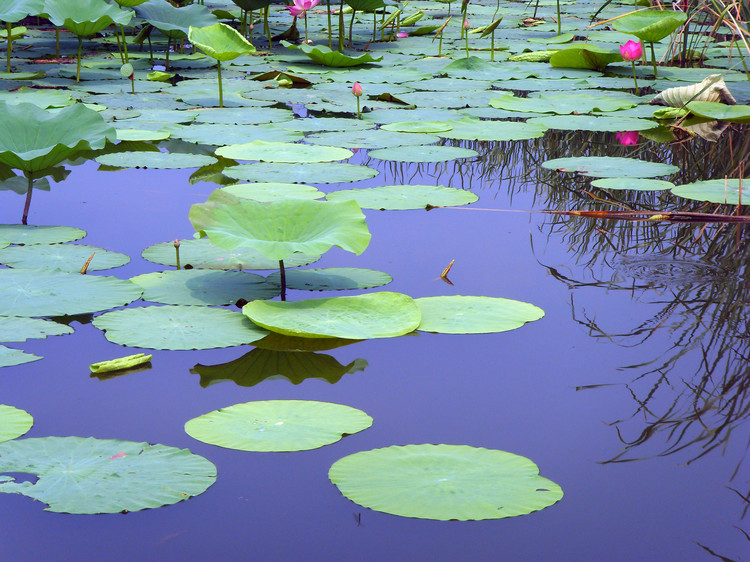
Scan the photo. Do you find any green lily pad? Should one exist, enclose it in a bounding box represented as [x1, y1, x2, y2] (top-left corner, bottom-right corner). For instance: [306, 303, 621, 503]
[612, 9, 687, 44]
[115, 129, 171, 142]
[223, 162, 379, 184]
[0, 317, 73, 342]
[438, 119, 547, 141]
[0, 437, 216, 514]
[185, 400, 372, 452]
[93, 305, 268, 350]
[380, 121, 454, 133]
[188, 22, 255, 61]
[219, 182, 324, 202]
[686, 101, 750, 123]
[0, 103, 115, 172]
[542, 156, 679, 178]
[192, 107, 294, 125]
[0, 243, 130, 272]
[266, 267, 392, 291]
[489, 93, 636, 114]
[591, 178, 674, 191]
[368, 145, 478, 163]
[0, 225, 85, 245]
[329, 444, 564, 520]
[142, 238, 321, 270]
[305, 130, 441, 150]
[549, 44, 623, 71]
[216, 141, 353, 163]
[190, 191, 371, 262]
[130, 269, 279, 306]
[0, 269, 141, 316]
[0, 405, 33, 443]
[96, 151, 217, 169]
[326, 184, 478, 210]
[192, 349, 367, 388]
[169, 123, 302, 146]
[671, 179, 750, 205]
[283, 41, 383, 67]
[526, 114, 655, 132]
[0, 345, 41, 367]
[243, 292, 421, 339]
[415, 296, 544, 334]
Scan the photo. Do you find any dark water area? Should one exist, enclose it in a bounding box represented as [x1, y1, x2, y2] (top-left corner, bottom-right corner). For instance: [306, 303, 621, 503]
[1, 135, 749, 561]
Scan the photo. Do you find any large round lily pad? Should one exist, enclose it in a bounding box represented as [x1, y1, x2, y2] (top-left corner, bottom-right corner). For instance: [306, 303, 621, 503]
[216, 141, 353, 163]
[368, 145, 478, 163]
[0, 243, 130, 272]
[185, 400, 372, 452]
[0, 317, 73, 342]
[326, 184, 478, 210]
[415, 296, 545, 334]
[93, 305, 269, 350]
[542, 157, 679, 178]
[142, 238, 321, 270]
[0, 405, 33, 442]
[96, 151, 217, 169]
[329, 444, 564, 521]
[219, 182, 324, 202]
[223, 162, 379, 184]
[130, 269, 279, 305]
[591, 178, 674, 192]
[266, 267, 392, 291]
[0, 225, 85, 245]
[0, 269, 142, 317]
[526, 115, 656, 132]
[0, 437, 216, 514]
[243, 292, 421, 339]
[671, 179, 750, 205]
[438, 119, 547, 141]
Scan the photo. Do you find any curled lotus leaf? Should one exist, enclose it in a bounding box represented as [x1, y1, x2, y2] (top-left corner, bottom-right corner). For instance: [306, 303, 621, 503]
[651, 75, 736, 107]
[135, 0, 218, 39]
[0, 103, 116, 172]
[44, 0, 134, 36]
[0, 0, 46, 23]
[611, 9, 687, 44]
[282, 41, 383, 67]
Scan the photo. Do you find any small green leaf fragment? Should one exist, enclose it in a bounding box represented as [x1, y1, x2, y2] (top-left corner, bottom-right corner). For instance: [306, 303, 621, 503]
[90, 353, 152, 373]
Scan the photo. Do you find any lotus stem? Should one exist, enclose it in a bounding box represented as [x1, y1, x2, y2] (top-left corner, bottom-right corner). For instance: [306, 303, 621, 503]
[279, 260, 286, 301]
[491, 31, 495, 62]
[166, 37, 170, 71]
[6, 22, 11, 73]
[76, 36, 82, 83]
[241, 9, 247, 38]
[631, 60, 639, 95]
[650, 41, 657, 78]
[120, 25, 129, 63]
[174, 239, 181, 270]
[338, 0, 345, 50]
[356, 95, 360, 119]
[115, 28, 124, 63]
[438, 31, 443, 56]
[217, 60, 223, 108]
[249, 10, 254, 40]
[264, 5, 271, 49]
[22, 175, 32, 225]
[556, 0, 561, 35]
[304, 14, 308, 43]
[349, 9, 356, 47]
[464, 31, 469, 58]
[327, 0, 332, 48]
[55, 28, 59, 58]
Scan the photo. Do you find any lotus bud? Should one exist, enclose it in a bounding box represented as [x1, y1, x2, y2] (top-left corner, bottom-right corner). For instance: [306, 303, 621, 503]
[397, 32, 408, 38]
[463, 19, 470, 30]
[352, 82, 363, 97]
[619, 40, 642, 62]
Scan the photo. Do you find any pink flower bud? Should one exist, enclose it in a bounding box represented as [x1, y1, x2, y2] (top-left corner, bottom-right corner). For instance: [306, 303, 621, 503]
[463, 19, 470, 30]
[619, 40, 642, 62]
[397, 32, 408, 38]
[352, 82, 363, 97]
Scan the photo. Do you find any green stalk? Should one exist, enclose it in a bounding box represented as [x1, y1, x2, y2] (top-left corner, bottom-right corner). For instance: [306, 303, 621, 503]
[338, 0, 345, 50]
[76, 36, 83, 82]
[464, 30, 468, 58]
[349, 9, 356, 46]
[6, 22, 12, 73]
[55, 27, 59, 57]
[22, 175, 32, 225]
[327, 0, 332, 48]
[490, 30, 494, 62]
[631, 60, 639, 95]
[556, 0, 561, 35]
[279, 260, 286, 301]
[165, 37, 171, 71]
[264, 5, 271, 48]
[304, 13, 308, 43]
[649, 41, 657, 78]
[217, 61, 223, 107]
[120, 25, 129, 63]
[356, 95, 360, 119]
[438, 30, 443, 56]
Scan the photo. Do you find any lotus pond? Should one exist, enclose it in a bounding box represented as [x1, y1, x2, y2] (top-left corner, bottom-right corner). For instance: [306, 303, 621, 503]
[1, 0, 749, 558]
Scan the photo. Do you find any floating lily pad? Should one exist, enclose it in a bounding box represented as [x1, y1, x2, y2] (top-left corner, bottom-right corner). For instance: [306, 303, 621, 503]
[93, 305, 269, 350]
[0, 317, 73, 342]
[223, 162, 379, 184]
[542, 156, 679, 178]
[169, 123, 302, 146]
[192, 349, 367, 388]
[0, 345, 41, 367]
[185, 400, 373, 452]
[130, 269, 279, 305]
[243, 292, 421, 339]
[0, 405, 33, 443]
[0, 437, 216, 514]
[283, 41, 383, 67]
[326, 184, 478, 210]
[305, 130, 441, 150]
[192, 107, 294, 125]
[489, 93, 636, 114]
[438, 119, 547, 141]
[671, 179, 750, 205]
[190, 192, 371, 262]
[526, 114, 656, 132]
[329, 444, 564, 521]
[0, 269, 141, 317]
[591, 178, 675, 192]
[549, 44, 623, 71]
[368, 145, 478, 163]
[380, 121, 454, 133]
[142, 238, 321, 270]
[686, 101, 750, 123]
[216, 141, 353, 163]
[0, 243, 130, 272]
[115, 129, 171, 142]
[0, 225, 85, 245]
[96, 151, 217, 169]
[266, 268, 392, 291]
[219, 182, 324, 202]
[415, 296, 544, 334]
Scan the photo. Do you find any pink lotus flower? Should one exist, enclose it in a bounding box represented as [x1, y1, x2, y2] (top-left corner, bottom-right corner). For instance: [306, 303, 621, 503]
[616, 131, 639, 146]
[619, 40, 642, 62]
[352, 82, 363, 97]
[287, 0, 320, 18]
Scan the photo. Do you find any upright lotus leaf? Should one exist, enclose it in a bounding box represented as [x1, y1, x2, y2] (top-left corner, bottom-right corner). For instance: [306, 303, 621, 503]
[549, 44, 623, 72]
[611, 10, 687, 43]
[0, 0, 45, 72]
[282, 41, 383, 67]
[0, 437, 216, 514]
[135, 0, 218, 39]
[189, 190, 371, 262]
[188, 23, 255, 107]
[0, 103, 116, 173]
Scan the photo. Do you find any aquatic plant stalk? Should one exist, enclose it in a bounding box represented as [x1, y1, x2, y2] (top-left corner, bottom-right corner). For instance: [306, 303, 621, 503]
[556, 0, 561, 35]
[174, 239, 181, 270]
[264, 5, 271, 48]
[327, 0, 332, 48]
[279, 259, 286, 300]
[217, 61, 223, 107]
[338, 0, 345, 50]
[649, 41, 657, 78]
[6, 22, 11, 73]
[22, 175, 32, 225]
[76, 36, 83, 82]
